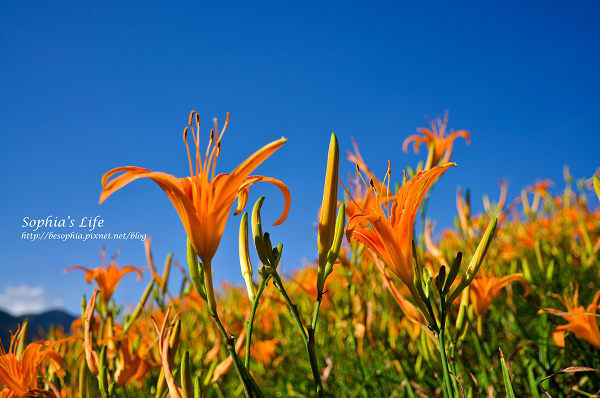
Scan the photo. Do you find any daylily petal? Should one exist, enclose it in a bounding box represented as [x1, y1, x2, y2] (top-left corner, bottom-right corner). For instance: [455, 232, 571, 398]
[402, 134, 426, 154]
[347, 226, 393, 268]
[230, 175, 291, 225]
[213, 138, 287, 210]
[553, 328, 566, 347]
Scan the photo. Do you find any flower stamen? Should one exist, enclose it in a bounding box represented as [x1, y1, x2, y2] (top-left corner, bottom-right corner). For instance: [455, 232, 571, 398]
[339, 177, 364, 213]
[184, 127, 194, 178]
[356, 164, 375, 200]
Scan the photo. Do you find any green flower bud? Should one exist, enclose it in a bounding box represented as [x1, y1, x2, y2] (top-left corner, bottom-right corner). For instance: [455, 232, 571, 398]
[239, 212, 255, 301]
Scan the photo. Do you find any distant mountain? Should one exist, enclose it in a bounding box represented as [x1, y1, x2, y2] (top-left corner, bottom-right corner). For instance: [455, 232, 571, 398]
[0, 309, 77, 347]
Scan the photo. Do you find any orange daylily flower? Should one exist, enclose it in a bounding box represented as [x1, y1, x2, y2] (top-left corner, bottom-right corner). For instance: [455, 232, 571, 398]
[469, 272, 529, 318]
[347, 163, 454, 285]
[372, 255, 425, 326]
[0, 325, 72, 397]
[402, 111, 470, 169]
[64, 247, 143, 305]
[522, 179, 555, 215]
[346, 163, 455, 325]
[250, 338, 279, 366]
[99, 111, 291, 269]
[114, 342, 149, 388]
[543, 284, 600, 350]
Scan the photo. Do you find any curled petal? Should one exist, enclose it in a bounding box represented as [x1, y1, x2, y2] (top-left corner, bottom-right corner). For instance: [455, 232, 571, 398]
[402, 134, 426, 154]
[447, 129, 471, 145]
[234, 188, 249, 216]
[117, 265, 144, 282]
[64, 266, 95, 284]
[236, 175, 291, 225]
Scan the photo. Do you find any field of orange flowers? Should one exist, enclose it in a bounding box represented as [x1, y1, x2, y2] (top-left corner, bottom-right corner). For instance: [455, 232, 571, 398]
[2, 111, 600, 398]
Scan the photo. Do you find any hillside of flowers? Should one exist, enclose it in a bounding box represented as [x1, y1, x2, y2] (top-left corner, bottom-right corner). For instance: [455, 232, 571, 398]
[2, 111, 600, 398]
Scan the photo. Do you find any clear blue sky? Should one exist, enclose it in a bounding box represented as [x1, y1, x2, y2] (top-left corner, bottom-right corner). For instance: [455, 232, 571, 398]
[1, 1, 599, 316]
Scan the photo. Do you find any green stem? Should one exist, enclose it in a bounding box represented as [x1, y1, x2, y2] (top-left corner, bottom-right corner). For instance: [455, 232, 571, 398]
[270, 272, 308, 343]
[449, 343, 460, 398]
[245, 275, 270, 370]
[201, 261, 263, 398]
[307, 326, 325, 398]
[203, 260, 218, 315]
[406, 282, 438, 331]
[438, 318, 455, 398]
[311, 294, 322, 333]
[270, 271, 324, 397]
[212, 312, 264, 398]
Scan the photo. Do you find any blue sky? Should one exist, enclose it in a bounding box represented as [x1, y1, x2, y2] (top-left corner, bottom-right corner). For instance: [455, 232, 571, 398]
[1, 1, 599, 316]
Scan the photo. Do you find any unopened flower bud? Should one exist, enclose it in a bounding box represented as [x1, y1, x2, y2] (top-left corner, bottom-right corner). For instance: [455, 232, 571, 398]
[252, 196, 270, 265]
[317, 133, 339, 293]
[464, 218, 497, 282]
[239, 212, 255, 301]
[446, 218, 497, 307]
[181, 351, 193, 398]
[187, 238, 206, 301]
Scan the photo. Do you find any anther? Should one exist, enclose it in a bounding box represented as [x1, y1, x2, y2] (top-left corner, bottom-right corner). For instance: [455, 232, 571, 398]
[370, 179, 377, 195]
[188, 111, 195, 126]
[183, 127, 189, 143]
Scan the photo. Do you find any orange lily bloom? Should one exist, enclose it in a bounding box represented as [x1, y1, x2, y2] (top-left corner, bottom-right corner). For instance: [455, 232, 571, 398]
[522, 179, 555, 215]
[543, 284, 600, 350]
[469, 272, 529, 318]
[402, 111, 470, 168]
[0, 325, 71, 397]
[99, 111, 290, 267]
[64, 247, 143, 305]
[114, 335, 152, 388]
[469, 271, 529, 336]
[250, 338, 279, 366]
[346, 163, 455, 325]
[372, 255, 425, 326]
